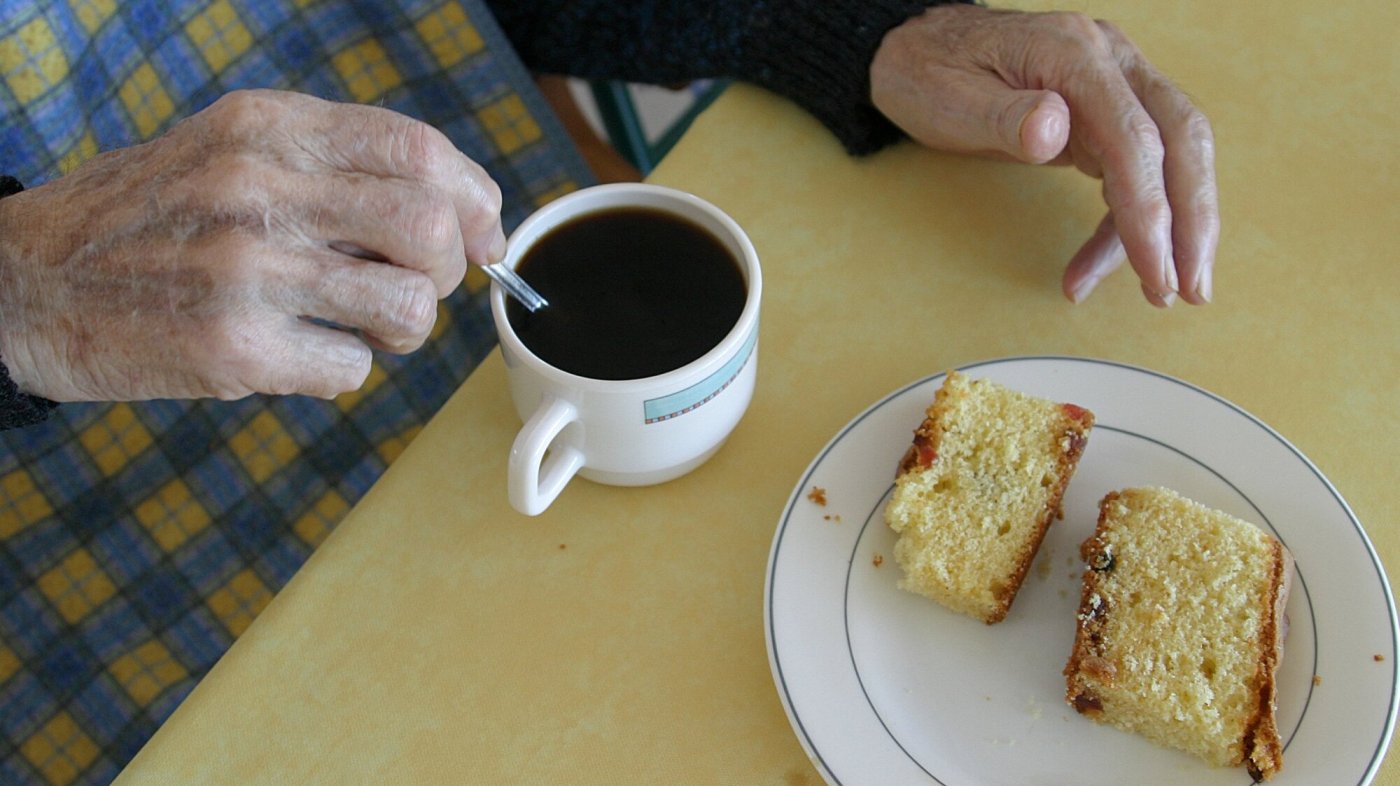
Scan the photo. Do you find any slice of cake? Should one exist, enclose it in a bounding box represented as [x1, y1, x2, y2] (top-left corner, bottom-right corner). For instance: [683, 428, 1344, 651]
[1064, 487, 1293, 780]
[883, 370, 1094, 623]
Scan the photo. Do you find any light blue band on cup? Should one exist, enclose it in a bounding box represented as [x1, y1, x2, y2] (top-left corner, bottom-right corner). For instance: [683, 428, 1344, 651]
[643, 327, 758, 424]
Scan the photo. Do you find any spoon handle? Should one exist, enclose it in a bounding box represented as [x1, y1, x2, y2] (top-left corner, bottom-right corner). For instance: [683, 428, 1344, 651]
[482, 263, 548, 312]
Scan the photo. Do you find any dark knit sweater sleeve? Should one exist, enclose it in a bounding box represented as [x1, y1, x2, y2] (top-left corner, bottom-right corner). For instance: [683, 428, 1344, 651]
[0, 176, 58, 430]
[485, 0, 970, 155]
[0, 357, 57, 430]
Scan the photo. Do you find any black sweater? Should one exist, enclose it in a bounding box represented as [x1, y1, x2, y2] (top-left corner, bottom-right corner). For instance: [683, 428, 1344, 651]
[487, 0, 955, 155]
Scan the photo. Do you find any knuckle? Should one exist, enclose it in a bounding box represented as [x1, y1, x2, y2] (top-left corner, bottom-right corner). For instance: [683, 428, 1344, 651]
[1162, 104, 1217, 174]
[406, 196, 461, 254]
[341, 349, 375, 393]
[1036, 12, 1128, 66]
[1093, 19, 1129, 47]
[1122, 178, 1173, 227]
[208, 90, 274, 140]
[1144, 191, 1173, 226]
[1092, 19, 1150, 75]
[1193, 192, 1222, 231]
[198, 319, 261, 385]
[392, 118, 453, 181]
[1046, 11, 1104, 43]
[1025, 12, 1105, 72]
[304, 348, 372, 399]
[475, 175, 503, 217]
[379, 275, 439, 343]
[1178, 107, 1215, 149]
[458, 173, 503, 234]
[1123, 113, 1166, 162]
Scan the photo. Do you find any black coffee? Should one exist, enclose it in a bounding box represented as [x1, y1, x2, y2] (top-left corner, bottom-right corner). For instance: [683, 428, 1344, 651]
[505, 207, 747, 380]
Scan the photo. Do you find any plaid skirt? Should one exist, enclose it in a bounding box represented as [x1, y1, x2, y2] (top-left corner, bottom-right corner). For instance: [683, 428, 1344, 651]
[0, 1, 591, 782]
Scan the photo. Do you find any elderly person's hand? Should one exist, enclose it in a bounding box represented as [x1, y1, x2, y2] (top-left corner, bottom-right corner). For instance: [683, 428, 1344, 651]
[0, 89, 504, 402]
[871, 4, 1217, 306]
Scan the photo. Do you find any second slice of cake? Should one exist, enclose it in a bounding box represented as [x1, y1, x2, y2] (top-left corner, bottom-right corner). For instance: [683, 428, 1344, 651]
[1064, 487, 1293, 780]
[884, 371, 1095, 623]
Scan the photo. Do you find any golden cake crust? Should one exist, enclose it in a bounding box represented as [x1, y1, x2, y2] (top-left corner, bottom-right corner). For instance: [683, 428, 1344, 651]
[1064, 487, 1293, 780]
[885, 371, 1094, 623]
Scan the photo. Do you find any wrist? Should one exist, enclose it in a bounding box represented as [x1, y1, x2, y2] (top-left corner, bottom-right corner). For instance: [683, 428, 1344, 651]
[0, 176, 58, 426]
[740, 0, 972, 156]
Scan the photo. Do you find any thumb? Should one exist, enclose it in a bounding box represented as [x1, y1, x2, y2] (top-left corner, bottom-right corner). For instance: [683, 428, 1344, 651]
[880, 69, 1070, 164]
[1014, 91, 1071, 164]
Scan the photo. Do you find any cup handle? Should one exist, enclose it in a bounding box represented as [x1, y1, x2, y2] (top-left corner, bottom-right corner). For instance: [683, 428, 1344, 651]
[508, 394, 585, 516]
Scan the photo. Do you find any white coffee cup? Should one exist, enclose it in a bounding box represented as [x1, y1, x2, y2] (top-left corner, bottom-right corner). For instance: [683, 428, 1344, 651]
[490, 184, 762, 516]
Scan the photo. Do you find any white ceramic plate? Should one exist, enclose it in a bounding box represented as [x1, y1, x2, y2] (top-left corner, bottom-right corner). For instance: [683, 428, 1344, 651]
[765, 357, 1398, 785]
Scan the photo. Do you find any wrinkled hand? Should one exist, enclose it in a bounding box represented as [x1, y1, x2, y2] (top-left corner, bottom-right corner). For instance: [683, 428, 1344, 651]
[0, 89, 504, 402]
[871, 4, 1218, 306]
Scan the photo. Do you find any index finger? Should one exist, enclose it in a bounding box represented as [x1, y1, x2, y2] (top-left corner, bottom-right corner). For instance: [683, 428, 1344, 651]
[1108, 29, 1220, 304]
[303, 98, 507, 268]
[1058, 29, 1178, 301]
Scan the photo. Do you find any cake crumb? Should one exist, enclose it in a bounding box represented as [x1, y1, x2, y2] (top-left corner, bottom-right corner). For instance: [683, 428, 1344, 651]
[1313, 675, 1323, 686]
[807, 486, 827, 506]
[822, 513, 843, 523]
[1376, 654, 1386, 662]
[872, 553, 884, 568]
[558, 544, 567, 550]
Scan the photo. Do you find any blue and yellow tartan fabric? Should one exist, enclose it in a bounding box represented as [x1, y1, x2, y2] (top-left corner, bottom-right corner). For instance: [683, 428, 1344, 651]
[0, 1, 591, 783]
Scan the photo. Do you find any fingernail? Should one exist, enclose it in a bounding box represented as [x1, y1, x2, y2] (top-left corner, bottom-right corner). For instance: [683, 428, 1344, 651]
[1195, 268, 1213, 303]
[1163, 255, 1180, 295]
[1142, 283, 1176, 308]
[1069, 276, 1101, 305]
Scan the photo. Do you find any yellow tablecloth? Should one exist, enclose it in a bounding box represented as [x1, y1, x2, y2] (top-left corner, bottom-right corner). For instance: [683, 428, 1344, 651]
[116, 0, 1399, 783]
